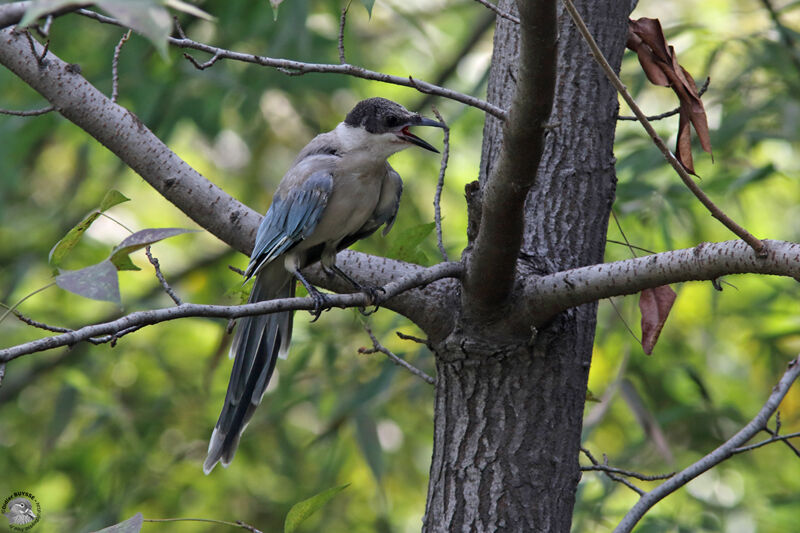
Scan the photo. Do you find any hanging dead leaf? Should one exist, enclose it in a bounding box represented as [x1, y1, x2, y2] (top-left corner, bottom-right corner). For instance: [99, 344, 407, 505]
[638, 285, 677, 355]
[627, 17, 712, 174]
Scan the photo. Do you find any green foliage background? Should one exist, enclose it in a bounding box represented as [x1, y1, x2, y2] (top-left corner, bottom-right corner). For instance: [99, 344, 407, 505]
[1, 1, 799, 531]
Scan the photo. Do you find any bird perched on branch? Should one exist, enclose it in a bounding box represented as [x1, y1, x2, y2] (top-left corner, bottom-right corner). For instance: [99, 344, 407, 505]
[204, 97, 444, 473]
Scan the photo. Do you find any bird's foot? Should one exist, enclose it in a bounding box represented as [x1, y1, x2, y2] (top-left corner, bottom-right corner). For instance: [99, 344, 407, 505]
[308, 289, 332, 322]
[356, 285, 385, 316]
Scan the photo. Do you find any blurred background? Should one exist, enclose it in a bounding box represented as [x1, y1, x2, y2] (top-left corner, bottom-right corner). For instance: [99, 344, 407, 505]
[0, 0, 799, 531]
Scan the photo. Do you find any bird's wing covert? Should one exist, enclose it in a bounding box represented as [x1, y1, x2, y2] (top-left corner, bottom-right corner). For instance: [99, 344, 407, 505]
[245, 171, 333, 278]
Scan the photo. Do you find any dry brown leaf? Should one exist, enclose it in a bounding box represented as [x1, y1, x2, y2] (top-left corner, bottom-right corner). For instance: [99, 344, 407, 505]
[638, 285, 677, 355]
[627, 17, 712, 174]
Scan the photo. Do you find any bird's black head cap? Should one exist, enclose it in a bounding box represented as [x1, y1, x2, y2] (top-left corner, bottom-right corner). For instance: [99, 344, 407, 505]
[345, 97, 415, 133]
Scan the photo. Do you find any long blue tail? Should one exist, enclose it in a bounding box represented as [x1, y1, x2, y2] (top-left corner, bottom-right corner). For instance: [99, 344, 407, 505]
[204, 262, 294, 474]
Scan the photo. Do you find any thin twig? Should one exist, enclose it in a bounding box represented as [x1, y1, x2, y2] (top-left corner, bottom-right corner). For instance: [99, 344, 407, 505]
[581, 464, 674, 482]
[338, 1, 350, 65]
[75, 8, 507, 120]
[183, 51, 221, 70]
[396, 331, 430, 346]
[732, 430, 800, 455]
[472, 0, 520, 24]
[607, 297, 641, 345]
[38, 15, 53, 38]
[0, 261, 462, 362]
[606, 239, 655, 255]
[24, 30, 48, 64]
[145, 245, 182, 305]
[0, 105, 54, 116]
[431, 107, 450, 262]
[360, 323, 435, 385]
[763, 424, 800, 458]
[614, 355, 800, 533]
[618, 78, 710, 121]
[172, 15, 186, 39]
[561, 0, 766, 257]
[111, 29, 131, 103]
[580, 446, 645, 495]
[611, 210, 637, 258]
[228, 265, 246, 276]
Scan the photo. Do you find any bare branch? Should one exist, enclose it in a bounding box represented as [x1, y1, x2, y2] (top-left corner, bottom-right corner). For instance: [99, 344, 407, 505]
[396, 331, 430, 347]
[562, 0, 765, 256]
[183, 51, 221, 70]
[0, 26, 262, 255]
[145, 245, 182, 305]
[0, 363, 5, 388]
[360, 323, 435, 385]
[111, 29, 131, 103]
[614, 355, 800, 533]
[580, 446, 644, 495]
[0, 261, 462, 362]
[338, 1, 349, 65]
[431, 107, 450, 262]
[463, 0, 556, 317]
[24, 29, 48, 64]
[0, 1, 91, 31]
[0, 105, 53, 116]
[732, 430, 800, 455]
[524, 239, 800, 325]
[74, 8, 506, 119]
[472, 0, 520, 24]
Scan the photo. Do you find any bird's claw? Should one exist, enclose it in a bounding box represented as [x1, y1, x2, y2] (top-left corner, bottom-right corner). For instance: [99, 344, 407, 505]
[308, 290, 332, 322]
[357, 285, 385, 316]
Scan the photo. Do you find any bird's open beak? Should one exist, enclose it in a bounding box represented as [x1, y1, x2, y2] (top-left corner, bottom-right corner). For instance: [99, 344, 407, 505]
[397, 116, 445, 153]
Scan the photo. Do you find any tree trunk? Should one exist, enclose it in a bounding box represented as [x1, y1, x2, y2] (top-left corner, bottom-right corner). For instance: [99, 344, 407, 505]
[422, 1, 630, 530]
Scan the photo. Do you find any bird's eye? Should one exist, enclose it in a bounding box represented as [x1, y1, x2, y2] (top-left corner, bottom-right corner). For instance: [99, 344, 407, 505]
[385, 115, 400, 128]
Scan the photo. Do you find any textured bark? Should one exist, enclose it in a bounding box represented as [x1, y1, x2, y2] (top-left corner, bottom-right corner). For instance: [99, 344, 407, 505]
[423, 1, 630, 530]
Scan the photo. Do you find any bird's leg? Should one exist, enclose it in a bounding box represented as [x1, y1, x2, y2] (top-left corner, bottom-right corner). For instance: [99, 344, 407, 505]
[292, 269, 332, 321]
[327, 264, 384, 315]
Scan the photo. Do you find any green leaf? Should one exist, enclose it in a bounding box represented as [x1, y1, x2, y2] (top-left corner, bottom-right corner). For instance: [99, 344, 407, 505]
[284, 484, 350, 533]
[386, 221, 435, 265]
[49, 189, 130, 267]
[109, 227, 194, 271]
[91, 512, 144, 533]
[56, 259, 121, 303]
[112, 254, 141, 272]
[49, 211, 103, 267]
[359, 0, 375, 17]
[19, 0, 85, 28]
[99, 189, 131, 212]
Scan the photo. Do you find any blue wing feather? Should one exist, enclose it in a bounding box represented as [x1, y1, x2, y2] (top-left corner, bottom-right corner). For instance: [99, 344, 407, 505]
[245, 171, 333, 279]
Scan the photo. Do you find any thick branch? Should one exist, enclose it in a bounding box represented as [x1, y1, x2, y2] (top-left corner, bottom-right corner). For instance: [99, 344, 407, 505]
[0, 261, 462, 362]
[614, 355, 800, 533]
[524, 240, 800, 325]
[0, 27, 460, 329]
[463, 0, 556, 317]
[0, 26, 261, 254]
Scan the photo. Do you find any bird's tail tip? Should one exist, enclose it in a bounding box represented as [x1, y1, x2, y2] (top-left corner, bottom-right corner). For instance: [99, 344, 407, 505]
[203, 426, 234, 475]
